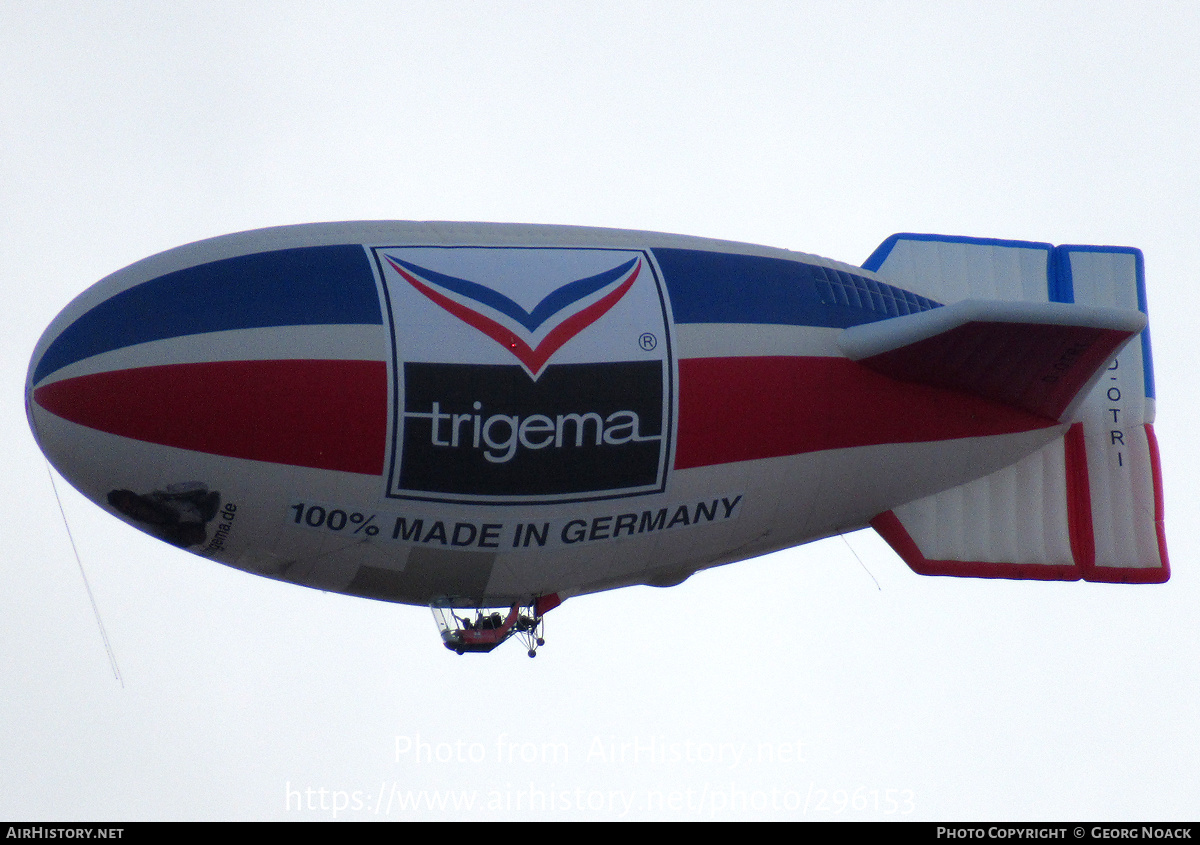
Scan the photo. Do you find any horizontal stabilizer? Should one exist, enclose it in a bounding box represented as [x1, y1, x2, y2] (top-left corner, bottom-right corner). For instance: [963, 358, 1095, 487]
[838, 299, 1145, 421]
[865, 236, 1166, 583]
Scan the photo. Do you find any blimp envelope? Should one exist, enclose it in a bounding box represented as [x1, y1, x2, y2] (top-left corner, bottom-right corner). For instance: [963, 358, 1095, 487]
[24, 223, 1164, 641]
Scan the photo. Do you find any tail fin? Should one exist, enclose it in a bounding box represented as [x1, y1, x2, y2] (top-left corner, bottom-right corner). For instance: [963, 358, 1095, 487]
[865, 235, 1167, 584]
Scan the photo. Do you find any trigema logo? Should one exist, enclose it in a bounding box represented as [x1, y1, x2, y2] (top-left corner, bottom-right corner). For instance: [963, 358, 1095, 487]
[374, 246, 673, 504]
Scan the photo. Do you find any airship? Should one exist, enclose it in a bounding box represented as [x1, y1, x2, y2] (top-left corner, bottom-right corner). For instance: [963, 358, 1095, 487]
[26, 223, 1167, 655]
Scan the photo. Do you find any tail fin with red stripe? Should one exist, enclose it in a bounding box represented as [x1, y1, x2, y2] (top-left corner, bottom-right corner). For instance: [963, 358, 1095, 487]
[863, 235, 1166, 583]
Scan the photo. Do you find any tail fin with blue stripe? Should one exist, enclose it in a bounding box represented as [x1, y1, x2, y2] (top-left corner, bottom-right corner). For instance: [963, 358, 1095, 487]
[864, 234, 1167, 584]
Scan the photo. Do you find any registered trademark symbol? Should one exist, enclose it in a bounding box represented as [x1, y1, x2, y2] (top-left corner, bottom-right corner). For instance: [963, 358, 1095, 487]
[639, 332, 657, 351]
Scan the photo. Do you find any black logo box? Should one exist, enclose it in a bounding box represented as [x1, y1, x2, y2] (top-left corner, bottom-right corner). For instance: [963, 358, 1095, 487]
[398, 361, 665, 497]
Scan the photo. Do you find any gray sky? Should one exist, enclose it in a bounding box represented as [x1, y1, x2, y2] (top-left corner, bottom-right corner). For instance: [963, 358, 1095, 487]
[3, 0, 1198, 820]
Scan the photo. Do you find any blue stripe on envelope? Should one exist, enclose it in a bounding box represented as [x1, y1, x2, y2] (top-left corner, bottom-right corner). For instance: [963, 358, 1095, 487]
[34, 245, 382, 384]
[653, 248, 939, 328]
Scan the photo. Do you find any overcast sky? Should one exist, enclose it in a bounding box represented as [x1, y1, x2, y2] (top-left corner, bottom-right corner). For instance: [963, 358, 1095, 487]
[4, 1, 1199, 820]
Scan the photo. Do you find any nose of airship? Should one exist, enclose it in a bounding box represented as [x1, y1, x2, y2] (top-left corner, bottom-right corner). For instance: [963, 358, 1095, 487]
[26, 244, 391, 504]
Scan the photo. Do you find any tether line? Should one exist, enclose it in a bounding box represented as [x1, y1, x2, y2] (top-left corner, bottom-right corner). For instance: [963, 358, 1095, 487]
[46, 463, 123, 687]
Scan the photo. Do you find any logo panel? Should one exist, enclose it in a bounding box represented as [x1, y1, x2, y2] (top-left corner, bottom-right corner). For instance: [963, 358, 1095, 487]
[373, 247, 673, 504]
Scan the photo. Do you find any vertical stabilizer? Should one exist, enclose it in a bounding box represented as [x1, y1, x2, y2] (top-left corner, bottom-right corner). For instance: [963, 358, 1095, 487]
[1059, 246, 1165, 581]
